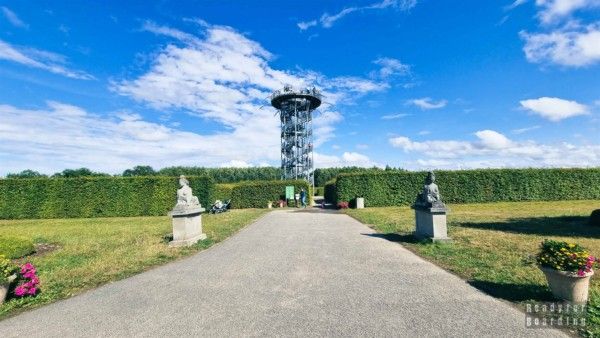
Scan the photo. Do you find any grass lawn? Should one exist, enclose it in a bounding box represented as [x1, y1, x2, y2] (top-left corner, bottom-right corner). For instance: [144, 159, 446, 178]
[345, 200, 600, 336]
[0, 209, 267, 319]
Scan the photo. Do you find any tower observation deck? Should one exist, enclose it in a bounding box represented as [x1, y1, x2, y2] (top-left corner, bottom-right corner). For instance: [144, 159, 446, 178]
[271, 85, 322, 185]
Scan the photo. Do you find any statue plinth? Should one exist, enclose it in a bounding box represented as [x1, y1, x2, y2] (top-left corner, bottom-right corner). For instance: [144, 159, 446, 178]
[412, 204, 451, 243]
[169, 175, 207, 247]
[170, 205, 206, 247]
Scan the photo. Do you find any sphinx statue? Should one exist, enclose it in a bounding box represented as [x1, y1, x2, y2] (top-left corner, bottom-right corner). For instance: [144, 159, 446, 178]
[175, 175, 200, 208]
[413, 171, 445, 210]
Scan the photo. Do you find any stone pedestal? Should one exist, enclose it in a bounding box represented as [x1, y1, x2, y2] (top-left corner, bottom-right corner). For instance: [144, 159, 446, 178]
[355, 198, 365, 209]
[170, 206, 206, 247]
[413, 206, 451, 243]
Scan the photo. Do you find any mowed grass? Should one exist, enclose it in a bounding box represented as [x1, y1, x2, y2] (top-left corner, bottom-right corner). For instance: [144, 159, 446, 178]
[345, 200, 600, 336]
[0, 209, 267, 318]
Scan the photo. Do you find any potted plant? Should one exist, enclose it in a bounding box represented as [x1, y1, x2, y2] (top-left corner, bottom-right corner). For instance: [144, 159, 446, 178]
[0, 255, 18, 305]
[536, 239, 596, 303]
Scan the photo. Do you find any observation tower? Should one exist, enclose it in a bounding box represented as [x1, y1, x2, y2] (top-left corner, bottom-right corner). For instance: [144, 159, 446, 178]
[271, 85, 322, 186]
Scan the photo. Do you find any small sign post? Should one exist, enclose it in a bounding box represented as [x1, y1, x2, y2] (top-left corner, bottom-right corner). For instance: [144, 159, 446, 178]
[285, 186, 295, 200]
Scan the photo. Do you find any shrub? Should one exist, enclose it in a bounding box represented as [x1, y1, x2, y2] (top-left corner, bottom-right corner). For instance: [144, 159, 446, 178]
[229, 180, 310, 209]
[591, 209, 600, 227]
[337, 201, 349, 209]
[334, 168, 600, 207]
[536, 239, 596, 276]
[0, 176, 214, 219]
[0, 236, 35, 259]
[0, 255, 18, 284]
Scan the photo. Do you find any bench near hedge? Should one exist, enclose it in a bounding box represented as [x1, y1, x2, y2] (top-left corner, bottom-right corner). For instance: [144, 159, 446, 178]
[326, 168, 600, 207]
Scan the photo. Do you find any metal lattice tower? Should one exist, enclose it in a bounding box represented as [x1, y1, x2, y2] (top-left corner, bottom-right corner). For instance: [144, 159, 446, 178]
[271, 85, 322, 186]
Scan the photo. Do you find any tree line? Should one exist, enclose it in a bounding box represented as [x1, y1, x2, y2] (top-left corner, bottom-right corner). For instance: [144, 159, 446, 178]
[4, 165, 403, 185]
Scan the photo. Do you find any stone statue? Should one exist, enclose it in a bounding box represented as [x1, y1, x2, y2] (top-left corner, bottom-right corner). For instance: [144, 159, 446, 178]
[413, 171, 445, 209]
[170, 175, 206, 247]
[176, 175, 200, 208]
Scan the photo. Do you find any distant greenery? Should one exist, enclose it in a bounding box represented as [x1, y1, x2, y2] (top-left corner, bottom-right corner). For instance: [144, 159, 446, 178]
[52, 168, 110, 178]
[122, 165, 156, 177]
[6, 170, 47, 179]
[345, 200, 600, 337]
[158, 166, 282, 183]
[0, 209, 267, 318]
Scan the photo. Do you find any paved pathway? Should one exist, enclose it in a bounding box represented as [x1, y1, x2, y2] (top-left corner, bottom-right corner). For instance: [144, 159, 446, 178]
[1, 210, 565, 337]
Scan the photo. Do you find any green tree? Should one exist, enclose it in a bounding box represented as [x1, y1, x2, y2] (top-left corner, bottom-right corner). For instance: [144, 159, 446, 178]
[52, 168, 109, 178]
[6, 170, 47, 179]
[122, 165, 156, 177]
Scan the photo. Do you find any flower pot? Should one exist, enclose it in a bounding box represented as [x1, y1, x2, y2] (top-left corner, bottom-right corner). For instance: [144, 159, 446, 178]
[540, 267, 593, 303]
[0, 275, 17, 305]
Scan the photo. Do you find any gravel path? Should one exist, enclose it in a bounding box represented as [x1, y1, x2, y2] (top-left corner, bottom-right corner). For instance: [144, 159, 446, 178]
[0, 210, 566, 337]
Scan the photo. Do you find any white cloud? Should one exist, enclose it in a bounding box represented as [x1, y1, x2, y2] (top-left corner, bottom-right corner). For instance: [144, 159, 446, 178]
[475, 130, 513, 149]
[1, 6, 28, 29]
[506, 0, 529, 11]
[0, 102, 280, 175]
[297, 0, 418, 30]
[418, 130, 430, 136]
[389, 130, 600, 168]
[381, 113, 409, 120]
[408, 97, 447, 110]
[297, 20, 317, 30]
[372, 57, 411, 78]
[520, 97, 589, 121]
[512, 125, 541, 134]
[314, 151, 378, 168]
[0, 39, 93, 79]
[535, 0, 600, 23]
[356, 144, 369, 150]
[521, 24, 600, 66]
[313, 111, 343, 146]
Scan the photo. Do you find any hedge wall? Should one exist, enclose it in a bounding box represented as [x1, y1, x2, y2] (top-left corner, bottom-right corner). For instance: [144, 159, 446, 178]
[229, 180, 311, 209]
[324, 179, 337, 204]
[335, 168, 600, 207]
[213, 183, 235, 202]
[0, 176, 214, 219]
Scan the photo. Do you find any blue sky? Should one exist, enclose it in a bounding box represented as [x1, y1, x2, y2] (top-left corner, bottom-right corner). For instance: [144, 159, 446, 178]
[0, 0, 599, 175]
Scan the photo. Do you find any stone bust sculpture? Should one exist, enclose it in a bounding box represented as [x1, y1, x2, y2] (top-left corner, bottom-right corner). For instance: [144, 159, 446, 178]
[176, 175, 200, 207]
[414, 171, 445, 209]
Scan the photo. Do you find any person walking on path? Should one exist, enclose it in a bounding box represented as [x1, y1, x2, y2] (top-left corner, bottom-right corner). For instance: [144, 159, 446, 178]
[300, 188, 307, 208]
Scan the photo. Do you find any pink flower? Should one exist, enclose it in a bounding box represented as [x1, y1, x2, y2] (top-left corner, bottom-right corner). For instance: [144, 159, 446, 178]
[14, 286, 26, 296]
[27, 287, 37, 295]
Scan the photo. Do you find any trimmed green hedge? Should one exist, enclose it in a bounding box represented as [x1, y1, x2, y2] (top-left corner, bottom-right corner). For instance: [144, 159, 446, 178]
[324, 179, 337, 204]
[230, 180, 311, 209]
[313, 186, 324, 196]
[0, 236, 35, 259]
[0, 176, 214, 219]
[213, 183, 235, 202]
[335, 168, 600, 207]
